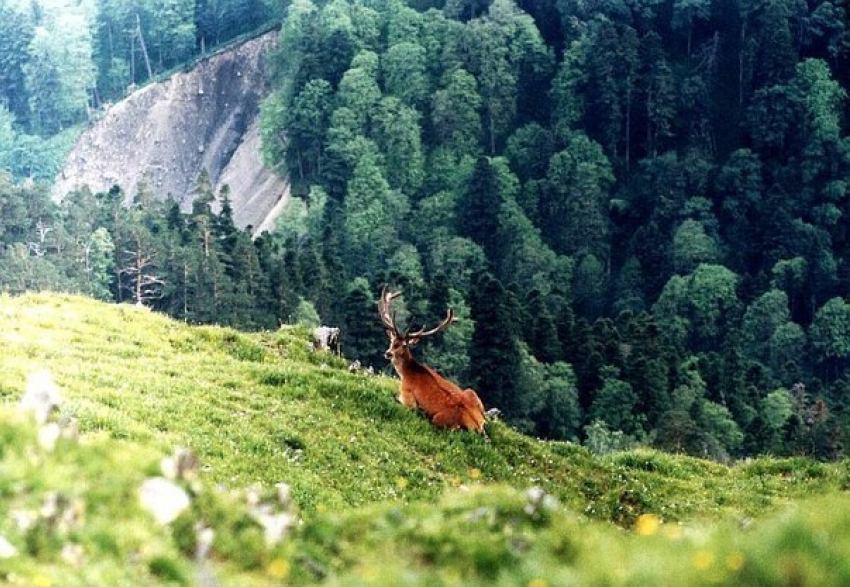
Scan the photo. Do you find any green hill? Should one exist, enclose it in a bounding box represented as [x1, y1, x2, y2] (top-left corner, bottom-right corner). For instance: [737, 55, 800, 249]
[0, 293, 848, 586]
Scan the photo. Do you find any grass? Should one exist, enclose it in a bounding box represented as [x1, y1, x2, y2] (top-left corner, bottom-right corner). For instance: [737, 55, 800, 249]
[0, 292, 848, 585]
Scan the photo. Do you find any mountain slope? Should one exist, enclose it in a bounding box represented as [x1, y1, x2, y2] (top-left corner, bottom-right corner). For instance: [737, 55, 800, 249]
[51, 32, 288, 233]
[1, 292, 845, 520]
[0, 293, 848, 585]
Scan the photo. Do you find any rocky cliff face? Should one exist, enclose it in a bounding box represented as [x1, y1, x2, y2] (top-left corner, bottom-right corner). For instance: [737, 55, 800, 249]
[53, 31, 288, 234]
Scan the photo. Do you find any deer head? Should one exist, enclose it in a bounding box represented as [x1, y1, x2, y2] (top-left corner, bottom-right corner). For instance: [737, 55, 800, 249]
[378, 287, 454, 363]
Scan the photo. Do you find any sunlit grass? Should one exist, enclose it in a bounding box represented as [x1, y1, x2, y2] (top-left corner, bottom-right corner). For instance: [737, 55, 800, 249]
[0, 292, 848, 585]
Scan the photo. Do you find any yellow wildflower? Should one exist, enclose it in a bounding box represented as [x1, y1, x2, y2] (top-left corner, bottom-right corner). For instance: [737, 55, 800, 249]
[356, 564, 379, 581]
[528, 579, 549, 587]
[726, 552, 745, 571]
[266, 558, 290, 579]
[693, 550, 715, 571]
[469, 468, 482, 479]
[33, 576, 52, 587]
[635, 513, 661, 536]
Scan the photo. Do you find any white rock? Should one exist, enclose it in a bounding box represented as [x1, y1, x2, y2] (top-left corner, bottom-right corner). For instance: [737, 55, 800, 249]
[139, 478, 191, 525]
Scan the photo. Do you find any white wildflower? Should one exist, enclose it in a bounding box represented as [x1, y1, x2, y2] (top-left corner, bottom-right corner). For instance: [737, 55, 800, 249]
[61, 543, 85, 566]
[139, 478, 191, 525]
[0, 536, 18, 559]
[276, 482, 292, 507]
[195, 525, 215, 560]
[38, 423, 61, 451]
[249, 507, 296, 546]
[19, 370, 62, 424]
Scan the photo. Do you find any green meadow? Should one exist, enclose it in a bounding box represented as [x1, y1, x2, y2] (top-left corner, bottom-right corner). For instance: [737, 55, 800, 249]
[0, 293, 847, 586]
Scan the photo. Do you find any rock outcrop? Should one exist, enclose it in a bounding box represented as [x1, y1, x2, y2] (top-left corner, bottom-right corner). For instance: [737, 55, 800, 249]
[53, 31, 288, 234]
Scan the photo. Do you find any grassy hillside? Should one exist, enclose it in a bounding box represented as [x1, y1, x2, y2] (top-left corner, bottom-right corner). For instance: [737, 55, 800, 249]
[0, 293, 848, 586]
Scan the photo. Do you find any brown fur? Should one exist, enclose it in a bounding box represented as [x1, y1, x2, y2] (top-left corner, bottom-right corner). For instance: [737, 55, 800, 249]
[388, 348, 486, 433]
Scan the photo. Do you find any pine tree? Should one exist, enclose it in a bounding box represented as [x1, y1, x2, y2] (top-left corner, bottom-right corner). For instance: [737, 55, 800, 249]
[468, 271, 523, 420]
[457, 157, 502, 262]
[525, 289, 563, 363]
[342, 278, 386, 369]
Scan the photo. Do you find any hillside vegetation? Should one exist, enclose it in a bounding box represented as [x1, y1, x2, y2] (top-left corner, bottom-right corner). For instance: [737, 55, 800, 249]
[4, 0, 847, 461]
[0, 293, 848, 585]
[254, 0, 850, 461]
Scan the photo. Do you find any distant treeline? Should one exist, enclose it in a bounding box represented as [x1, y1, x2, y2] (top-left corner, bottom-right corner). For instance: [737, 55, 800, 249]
[2, 0, 850, 461]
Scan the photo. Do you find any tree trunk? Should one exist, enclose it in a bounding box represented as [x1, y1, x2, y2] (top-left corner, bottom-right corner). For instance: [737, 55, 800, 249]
[130, 29, 135, 84]
[488, 110, 496, 155]
[687, 25, 692, 58]
[739, 21, 746, 107]
[625, 75, 632, 173]
[136, 13, 153, 80]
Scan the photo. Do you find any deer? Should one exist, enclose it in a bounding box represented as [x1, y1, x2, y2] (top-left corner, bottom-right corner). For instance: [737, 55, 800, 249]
[378, 288, 487, 434]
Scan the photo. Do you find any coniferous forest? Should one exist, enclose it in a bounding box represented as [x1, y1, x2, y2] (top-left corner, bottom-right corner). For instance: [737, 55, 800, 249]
[1, 0, 850, 461]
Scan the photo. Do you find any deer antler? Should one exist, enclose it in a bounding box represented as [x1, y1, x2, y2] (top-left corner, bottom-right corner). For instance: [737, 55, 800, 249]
[408, 308, 455, 341]
[378, 287, 402, 335]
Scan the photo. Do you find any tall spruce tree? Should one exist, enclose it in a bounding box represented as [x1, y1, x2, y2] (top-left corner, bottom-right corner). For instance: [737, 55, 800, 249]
[457, 157, 503, 262]
[468, 271, 524, 420]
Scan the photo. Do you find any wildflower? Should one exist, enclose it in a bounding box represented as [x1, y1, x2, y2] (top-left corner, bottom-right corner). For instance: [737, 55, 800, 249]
[525, 486, 558, 516]
[693, 550, 715, 571]
[726, 552, 745, 571]
[635, 513, 661, 536]
[528, 579, 549, 587]
[266, 558, 290, 579]
[276, 482, 292, 507]
[250, 508, 297, 546]
[61, 544, 85, 566]
[0, 536, 17, 558]
[396, 477, 409, 490]
[356, 564, 379, 581]
[139, 478, 190, 525]
[38, 423, 61, 452]
[469, 468, 481, 480]
[20, 371, 62, 424]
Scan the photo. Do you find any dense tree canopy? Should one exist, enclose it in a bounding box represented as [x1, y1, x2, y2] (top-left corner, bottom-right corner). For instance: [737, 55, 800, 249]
[2, 0, 849, 460]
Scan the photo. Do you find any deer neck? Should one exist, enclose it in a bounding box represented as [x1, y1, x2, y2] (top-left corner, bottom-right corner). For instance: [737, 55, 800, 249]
[391, 350, 421, 378]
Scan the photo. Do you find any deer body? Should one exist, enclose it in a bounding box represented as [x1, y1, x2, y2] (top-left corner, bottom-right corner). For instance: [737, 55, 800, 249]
[392, 353, 486, 432]
[379, 288, 486, 434]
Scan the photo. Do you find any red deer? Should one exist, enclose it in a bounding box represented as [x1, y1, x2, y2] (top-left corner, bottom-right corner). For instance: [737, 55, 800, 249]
[378, 288, 486, 434]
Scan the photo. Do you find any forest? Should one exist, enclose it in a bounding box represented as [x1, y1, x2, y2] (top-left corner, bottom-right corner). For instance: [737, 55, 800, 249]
[0, 0, 280, 180]
[1, 0, 849, 461]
